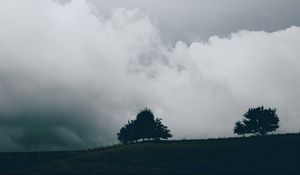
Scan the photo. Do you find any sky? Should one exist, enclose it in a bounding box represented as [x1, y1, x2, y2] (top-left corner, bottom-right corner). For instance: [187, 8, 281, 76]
[0, 0, 300, 151]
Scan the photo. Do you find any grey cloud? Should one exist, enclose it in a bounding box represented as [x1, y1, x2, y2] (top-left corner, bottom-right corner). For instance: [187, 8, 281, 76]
[89, 0, 300, 43]
[0, 0, 163, 151]
[0, 0, 299, 151]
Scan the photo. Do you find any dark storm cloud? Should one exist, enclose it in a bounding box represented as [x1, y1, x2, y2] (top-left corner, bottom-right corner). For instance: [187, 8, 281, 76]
[0, 0, 300, 151]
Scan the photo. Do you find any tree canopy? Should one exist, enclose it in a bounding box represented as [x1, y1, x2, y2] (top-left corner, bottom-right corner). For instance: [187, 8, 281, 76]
[234, 106, 279, 136]
[117, 108, 172, 143]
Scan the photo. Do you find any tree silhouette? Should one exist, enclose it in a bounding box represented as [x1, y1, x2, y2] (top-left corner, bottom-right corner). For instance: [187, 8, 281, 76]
[234, 106, 279, 136]
[117, 108, 172, 143]
[117, 120, 137, 143]
[155, 118, 173, 139]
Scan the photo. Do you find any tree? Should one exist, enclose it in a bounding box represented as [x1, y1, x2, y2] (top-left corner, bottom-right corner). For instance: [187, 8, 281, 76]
[234, 106, 279, 136]
[117, 108, 172, 143]
[154, 118, 172, 140]
[233, 121, 246, 136]
[117, 120, 137, 144]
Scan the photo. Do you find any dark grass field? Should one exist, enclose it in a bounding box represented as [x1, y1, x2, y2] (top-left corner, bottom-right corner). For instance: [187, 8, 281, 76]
[1, 133, 300, 175]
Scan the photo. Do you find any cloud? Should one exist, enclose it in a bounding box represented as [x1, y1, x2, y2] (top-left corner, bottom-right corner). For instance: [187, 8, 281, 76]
[0, 0, 299, 151]
[89, 0, 300, 42]
[163, 27, 300, 138]
[0, 0, 164, 150]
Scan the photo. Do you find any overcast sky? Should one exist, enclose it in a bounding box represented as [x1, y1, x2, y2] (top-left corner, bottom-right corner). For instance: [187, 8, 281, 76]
[0, 0, 300, 151]
[89, 0, 300, 42]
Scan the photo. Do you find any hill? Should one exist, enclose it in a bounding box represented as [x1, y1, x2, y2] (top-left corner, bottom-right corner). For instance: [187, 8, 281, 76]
[1, 133, 300, 174]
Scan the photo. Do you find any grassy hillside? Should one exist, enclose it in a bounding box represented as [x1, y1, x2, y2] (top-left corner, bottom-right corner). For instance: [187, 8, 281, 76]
[1, 133, 300, 174]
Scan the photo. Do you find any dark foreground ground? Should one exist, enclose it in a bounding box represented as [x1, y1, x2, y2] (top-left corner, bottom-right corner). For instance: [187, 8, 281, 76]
[0, 133, 300, 175]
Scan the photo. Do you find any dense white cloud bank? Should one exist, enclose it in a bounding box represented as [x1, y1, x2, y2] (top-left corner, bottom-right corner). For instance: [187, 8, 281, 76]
[0, 0, 299, 151]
